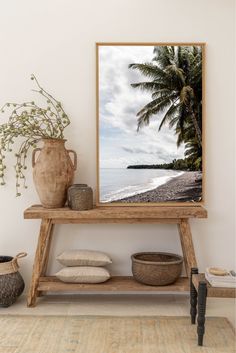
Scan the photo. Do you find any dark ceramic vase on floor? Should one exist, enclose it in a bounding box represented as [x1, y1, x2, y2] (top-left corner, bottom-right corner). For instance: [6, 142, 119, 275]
[0, 253, 27, 307]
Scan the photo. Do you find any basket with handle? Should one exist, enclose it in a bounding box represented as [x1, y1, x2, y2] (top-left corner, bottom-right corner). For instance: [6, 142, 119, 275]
[0, 252, 27, 307]
[0, 252, 27, 275]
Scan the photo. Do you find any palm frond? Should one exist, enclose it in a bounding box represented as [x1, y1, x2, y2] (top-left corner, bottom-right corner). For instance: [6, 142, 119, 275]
[136, 96, 173, 130]
[153, 46, 175, 68]
[158, 103, 180, 131]
[165, 65, 185, 87]
[151, 88, 176, 99]
[130, 81, 167, 92]
[137, 111, 152, 130]
[129, 63, 168, 81]
[137, 96, 171, 117]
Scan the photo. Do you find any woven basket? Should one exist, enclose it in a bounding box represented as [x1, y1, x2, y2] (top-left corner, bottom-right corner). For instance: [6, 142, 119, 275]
[0, 252, 27, 307]
[131, 252, 183, 286]
[0, 253, 27, 275]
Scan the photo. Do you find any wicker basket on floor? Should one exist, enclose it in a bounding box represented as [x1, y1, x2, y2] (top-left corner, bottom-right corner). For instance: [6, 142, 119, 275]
[131, 252, 183, 286]
[0, 253, 27, 307]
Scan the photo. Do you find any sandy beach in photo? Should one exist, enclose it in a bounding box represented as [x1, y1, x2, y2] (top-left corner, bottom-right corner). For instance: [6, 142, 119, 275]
[114, 171, 202, 203]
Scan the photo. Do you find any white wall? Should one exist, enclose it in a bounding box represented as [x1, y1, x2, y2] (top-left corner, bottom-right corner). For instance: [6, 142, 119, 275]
[0, 0, 235, 289]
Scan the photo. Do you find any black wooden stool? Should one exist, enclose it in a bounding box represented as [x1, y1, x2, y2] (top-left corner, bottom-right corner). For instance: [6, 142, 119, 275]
[190, 267, 236, 346]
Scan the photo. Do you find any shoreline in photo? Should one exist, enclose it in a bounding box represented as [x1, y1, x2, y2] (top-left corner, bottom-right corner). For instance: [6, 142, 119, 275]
[111, 171, 202, 203]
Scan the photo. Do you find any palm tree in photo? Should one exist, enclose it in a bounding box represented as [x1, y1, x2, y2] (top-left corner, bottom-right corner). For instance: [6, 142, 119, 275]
[175, 120, 202, 171]
[129, 45, 202, 147]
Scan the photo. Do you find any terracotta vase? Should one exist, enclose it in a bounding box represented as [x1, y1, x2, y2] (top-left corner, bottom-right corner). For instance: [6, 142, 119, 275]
[32, 139, 77, 208]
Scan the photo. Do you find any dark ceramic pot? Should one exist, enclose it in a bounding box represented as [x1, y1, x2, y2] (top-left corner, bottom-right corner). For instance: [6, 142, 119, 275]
[67, 184, 93, 210]
[0, 254, 26, 307]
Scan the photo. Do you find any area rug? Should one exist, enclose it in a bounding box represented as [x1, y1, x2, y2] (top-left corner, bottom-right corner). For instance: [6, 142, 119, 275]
[0, 316, 235, 353]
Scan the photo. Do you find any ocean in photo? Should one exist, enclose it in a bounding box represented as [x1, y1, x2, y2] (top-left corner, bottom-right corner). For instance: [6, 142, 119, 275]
[100, 168, 184, 202]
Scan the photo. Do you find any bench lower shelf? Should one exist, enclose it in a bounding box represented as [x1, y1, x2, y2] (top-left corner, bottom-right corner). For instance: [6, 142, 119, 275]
[38, 276, 189, 292]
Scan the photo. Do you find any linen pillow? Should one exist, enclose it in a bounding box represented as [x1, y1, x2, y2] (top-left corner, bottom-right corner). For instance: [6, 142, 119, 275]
[56, 249, 112, 267]
[55, 266, 111, 283]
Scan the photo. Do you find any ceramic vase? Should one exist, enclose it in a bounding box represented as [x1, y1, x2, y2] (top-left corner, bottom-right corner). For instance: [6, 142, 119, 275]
[32, 139, 77, 208]
[67, 184, 93, 210]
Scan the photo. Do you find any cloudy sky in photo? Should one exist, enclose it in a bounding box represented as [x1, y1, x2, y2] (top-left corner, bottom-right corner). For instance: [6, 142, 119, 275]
[99, 45, 185, 169]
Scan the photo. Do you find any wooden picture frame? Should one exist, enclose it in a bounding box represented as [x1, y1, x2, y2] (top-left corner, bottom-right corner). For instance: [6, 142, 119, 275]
[96, 43, 205, 206]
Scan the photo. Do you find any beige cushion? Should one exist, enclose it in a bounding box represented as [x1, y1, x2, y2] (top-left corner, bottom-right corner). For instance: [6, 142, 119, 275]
[55, 266, 111, 283]
[56, 250, 112, 267]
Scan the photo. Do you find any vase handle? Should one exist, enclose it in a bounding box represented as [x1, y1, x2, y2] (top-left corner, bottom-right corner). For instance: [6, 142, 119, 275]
[32, 148, 42, 167]
[67, 150, 77, 171]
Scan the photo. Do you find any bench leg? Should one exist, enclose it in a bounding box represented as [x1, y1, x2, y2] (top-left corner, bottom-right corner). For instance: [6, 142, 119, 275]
[178, 219, 197, 278]
[190, 267, 198, 324]
[38, 223, 54, 297]
[197, 281, 207, 346]
[27, 219, 53, 307]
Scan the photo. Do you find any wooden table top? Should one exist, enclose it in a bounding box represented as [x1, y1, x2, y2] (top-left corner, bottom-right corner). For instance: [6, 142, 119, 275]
[24, 205, 207, 221]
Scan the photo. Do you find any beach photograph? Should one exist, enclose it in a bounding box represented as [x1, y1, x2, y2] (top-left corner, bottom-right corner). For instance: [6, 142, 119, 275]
[97, 44, 203, 204]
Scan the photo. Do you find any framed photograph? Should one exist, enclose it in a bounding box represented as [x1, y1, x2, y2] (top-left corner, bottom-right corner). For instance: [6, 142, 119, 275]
[96, 43, 205, 206]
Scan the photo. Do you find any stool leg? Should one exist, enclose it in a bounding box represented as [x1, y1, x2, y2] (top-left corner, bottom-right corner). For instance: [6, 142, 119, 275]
[197, 281, 207, 346]
[190, 267, 198, 324]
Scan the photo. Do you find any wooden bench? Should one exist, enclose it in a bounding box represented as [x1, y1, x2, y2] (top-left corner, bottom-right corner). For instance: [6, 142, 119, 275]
[24, 205, 207, 307]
